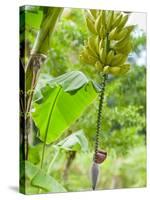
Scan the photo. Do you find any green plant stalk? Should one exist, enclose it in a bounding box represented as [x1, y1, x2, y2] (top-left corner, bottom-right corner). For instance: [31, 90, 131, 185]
[94, 73, 107, 161]
[93, 34, 109, 190]
[94, 34, 109, 161]
[23, 8, 63, 160]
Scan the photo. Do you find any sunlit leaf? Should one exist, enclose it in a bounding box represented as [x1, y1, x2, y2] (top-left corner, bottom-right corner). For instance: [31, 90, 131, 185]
[32, 171, 66, 192]
[56, 130, 89, 152]
[32, 71, 98, 144]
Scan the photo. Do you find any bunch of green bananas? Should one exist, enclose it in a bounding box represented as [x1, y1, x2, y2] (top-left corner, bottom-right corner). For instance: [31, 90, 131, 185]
[80, 10, 135, 76]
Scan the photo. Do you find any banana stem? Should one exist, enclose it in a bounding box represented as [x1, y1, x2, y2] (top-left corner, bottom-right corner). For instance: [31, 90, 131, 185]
[94, 73, 107, 162]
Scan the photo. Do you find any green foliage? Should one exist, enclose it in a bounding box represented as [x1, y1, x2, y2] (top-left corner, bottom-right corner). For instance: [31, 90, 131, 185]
[56, 130, 89, 152]
[99, 146, 146, 189]
[20, 161, 66, 194]
[32, 71, 98, 144]
[20, 6, 146, 193]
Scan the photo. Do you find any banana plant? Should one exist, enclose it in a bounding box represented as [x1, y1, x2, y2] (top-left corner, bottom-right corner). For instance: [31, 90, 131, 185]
[80, 9, 135, 190]
[20, 129, 89, 194]
[32, 71, 98, 170]
[20, 6, 64, 161]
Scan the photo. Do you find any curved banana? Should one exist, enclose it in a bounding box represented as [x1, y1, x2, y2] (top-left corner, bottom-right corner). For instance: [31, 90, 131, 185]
[109, 27, 117, 40]
[88, 36, 98, 57]
[106, 11, 114, 31]
[81, 9, 134, 76]
[95, 14, 102, 34]
[90, 9, 97, 19]
[110, 54, 127, 66]
[86, 16, 97, 34]
[99, 47, 106, 64]
[112, 13, 122, 29]
[106, 50, 114, 65]
[118, 14, 129, 29]
[109, 66, 121, 75]
[103, 65, 110, 74]
[95, 61, 103, 72]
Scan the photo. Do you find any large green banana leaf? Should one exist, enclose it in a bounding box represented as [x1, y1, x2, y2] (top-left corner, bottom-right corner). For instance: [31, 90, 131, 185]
[56, 129, 89, 152]
[32, 71, 98, 144]
[20, 161, 66, 193]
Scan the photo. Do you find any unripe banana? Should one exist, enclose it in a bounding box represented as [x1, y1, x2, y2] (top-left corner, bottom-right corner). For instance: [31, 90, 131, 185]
[106, 11, 114, 31]
[88, 36, 98, 57]
[95, 36, 100, 53]
[116, 42, 132, 54]
[99, 38, 105, 49]
[110, 53, 127, 66]
[109, 27, 117, 40]
[87, 46, 98, 58]
[115, 25, 135, 41]
[88, 55, 98, 65]
[81, 48, 98, 64]
[90, 9, 97, 19]
[103, 65, 110, 73]
[126, 25, 135, 34]
[86, 16, 97, 34]
[80, 50, 92, 64]
[106, 50, 114, 65]
[112, 13, 122, 29]
[81, 10, 134, 76]
[80, 53, 93, 65]
[99, 47, 106, 64]
[95, 61, 103, 72]
[99, 26, 106, 38]
[101, 11, 106, 28]
[115, 36, 131, 49]
[85, 10, 95, 21]
[120, 64, 130, 74]
[118, 14, 128, 29]
[109, 66, 121, 75]
[95, 14, 102, 34]
[115, 28, 128, 40]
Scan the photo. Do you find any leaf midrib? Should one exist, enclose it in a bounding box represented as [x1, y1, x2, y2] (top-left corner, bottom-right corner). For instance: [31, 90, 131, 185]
[40, 87, 62, 169]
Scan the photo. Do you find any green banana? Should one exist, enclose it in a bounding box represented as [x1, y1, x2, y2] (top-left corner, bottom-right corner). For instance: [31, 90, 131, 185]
[110, 53, 127, 66]
[81, 10, 134, 76]
[116, 43, 132, 54]
[88, 36, 98, 57]
[118, 14, 128, 29]
[120, 64, 130, 74]
[106, 50, 114, 65]
[101, 11, 106, 28]
[109, 27, 117, 40]
[95, 36, 100, 53]
[99, 47, 106, 64]
[95, 61, 103, 72]
[106, 11, 114, 31]
[115, 36, 131, 49]
[126, 25, 135, 34]
[90, 9, 97, 19]
[109, 66, 121, 75]
[86, 16, 97, 34]
[103, 65, 110, 73]
[112, 13, 122, 29]
[88, 55, 98, 64]
[115, 28, 128, 40]
[95, 14, 102, 33]
[86, 47, 98, 58]
[99, 38, 105, 49]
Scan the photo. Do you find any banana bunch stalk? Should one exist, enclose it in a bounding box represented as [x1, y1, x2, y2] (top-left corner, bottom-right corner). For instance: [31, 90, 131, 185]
[80, 10, 135, 76]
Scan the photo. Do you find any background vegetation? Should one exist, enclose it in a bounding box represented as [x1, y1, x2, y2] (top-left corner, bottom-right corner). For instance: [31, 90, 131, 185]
[21, 7, 146, 193]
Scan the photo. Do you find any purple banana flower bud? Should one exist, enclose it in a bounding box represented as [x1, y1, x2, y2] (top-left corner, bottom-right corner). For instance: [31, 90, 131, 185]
[91, 162, 99, 190]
